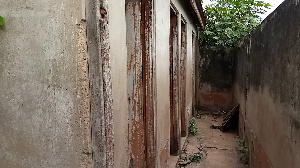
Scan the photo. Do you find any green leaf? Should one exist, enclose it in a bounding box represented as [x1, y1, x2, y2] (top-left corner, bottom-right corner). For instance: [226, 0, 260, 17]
[201, 0, 269, 47]
[0, 16, 4, 26]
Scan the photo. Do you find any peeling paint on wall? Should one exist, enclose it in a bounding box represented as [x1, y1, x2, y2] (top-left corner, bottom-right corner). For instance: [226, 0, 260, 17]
[126, 2, 146, 167]
[126, 1, 156, 167]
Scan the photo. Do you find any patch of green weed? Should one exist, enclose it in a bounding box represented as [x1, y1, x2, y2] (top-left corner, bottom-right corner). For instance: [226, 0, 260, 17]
[189, 117, 197, 136]
[237, 139, 249, 164]
[189, 151, 204, 163]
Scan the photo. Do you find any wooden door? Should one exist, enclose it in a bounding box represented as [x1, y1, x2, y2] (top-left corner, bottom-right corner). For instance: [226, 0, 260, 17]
[169, 5, 180, 156]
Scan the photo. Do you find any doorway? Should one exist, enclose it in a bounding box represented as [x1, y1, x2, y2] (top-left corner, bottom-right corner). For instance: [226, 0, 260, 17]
[180, 17, 187, 137]
[126, 0, 155, 167]
[169, 4, 180, 156]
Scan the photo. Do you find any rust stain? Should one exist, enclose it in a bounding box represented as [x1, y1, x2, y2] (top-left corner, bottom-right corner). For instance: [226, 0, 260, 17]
[180, 20, 187, 137]
[240, 113, 273, 168]
[170, 6, 180, 156]
[159, 141, 170, 168]
[170, 8, 181, 155]
[100, 8, 107, 17]
[200, 93, 227, 105]
[126, 2, 146, 168]
[143, 0, 156, 167]
[126, 1, 156, 167]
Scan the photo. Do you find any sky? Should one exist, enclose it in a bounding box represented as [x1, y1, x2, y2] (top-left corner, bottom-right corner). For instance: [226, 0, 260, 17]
[202, 0, 285, 20]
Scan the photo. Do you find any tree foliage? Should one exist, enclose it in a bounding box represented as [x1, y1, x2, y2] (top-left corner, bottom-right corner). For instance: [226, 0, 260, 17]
[200, 0, 271, 47]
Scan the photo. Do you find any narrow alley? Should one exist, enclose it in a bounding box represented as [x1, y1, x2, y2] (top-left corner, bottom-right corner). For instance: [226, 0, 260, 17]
[0, 0, 300, 167]
[176, 112, 247, 168]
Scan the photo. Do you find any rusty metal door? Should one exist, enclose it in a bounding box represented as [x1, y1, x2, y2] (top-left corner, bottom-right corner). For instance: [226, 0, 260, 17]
[170, 6, 180, 156]
[180, 19, 187, 137]
[126, 0, 155, 167]
[126, 2, 146, 167]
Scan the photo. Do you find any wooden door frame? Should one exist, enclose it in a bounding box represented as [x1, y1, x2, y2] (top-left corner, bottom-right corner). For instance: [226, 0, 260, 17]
[180, 16, 187, 137]
[169, 3, 180, 156]
[141, 0, 156, 166]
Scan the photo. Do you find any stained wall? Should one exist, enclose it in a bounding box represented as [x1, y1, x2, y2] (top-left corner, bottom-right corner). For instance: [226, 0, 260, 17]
[155, 0, 198, 166]
[196, 47, 235, 112]
[234, 0, 300, 167]
[0, 0, 200, 167]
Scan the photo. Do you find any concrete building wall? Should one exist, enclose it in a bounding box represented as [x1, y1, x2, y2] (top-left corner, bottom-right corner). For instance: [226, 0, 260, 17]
[155, 0, 171, 166]
[233, 0, 300, 167]
[0, 0, 91, 167]
[109, 1, 130, 168]
[0, 0, 200, 167]
[171, 0, 197, 116]
[155, 0, 197, 166]
[185, 19, 197, 118]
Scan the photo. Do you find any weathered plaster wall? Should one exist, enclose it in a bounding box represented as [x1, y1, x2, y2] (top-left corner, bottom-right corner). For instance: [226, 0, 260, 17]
[171, 0, 197, 119]
[196, 47, 235, 112]
[155, 0, 197, 166]
[109, 0, 130, 168]
[0, 0, 91, 167]
[234, 0, 300, 167]
[184, 19, 197, 119]
[155, 0, 171, 166]
[0, 0, 201, 167]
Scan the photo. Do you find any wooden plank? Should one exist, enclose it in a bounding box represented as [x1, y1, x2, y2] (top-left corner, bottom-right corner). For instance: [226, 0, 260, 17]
[210, 105, 239, 132]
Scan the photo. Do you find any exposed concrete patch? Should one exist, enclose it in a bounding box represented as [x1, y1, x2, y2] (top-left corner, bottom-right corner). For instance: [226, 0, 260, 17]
[76, 21, 92, 167]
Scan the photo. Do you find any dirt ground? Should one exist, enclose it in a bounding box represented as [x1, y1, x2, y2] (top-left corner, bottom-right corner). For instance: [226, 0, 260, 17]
[178, 114, 248, 168]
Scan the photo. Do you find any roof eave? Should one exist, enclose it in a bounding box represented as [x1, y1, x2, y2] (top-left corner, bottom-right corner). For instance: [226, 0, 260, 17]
[188, 0, 205, 30]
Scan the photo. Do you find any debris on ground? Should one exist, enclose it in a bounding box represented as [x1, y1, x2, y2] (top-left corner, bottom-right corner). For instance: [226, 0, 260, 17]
[179, 114, 248, 168]
[210, 105, 239, 132]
